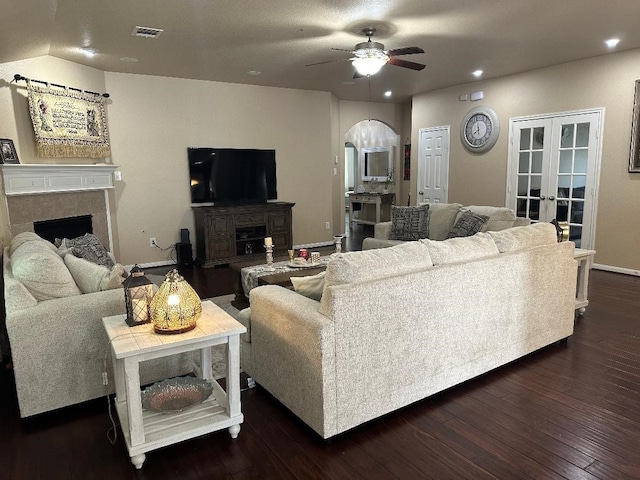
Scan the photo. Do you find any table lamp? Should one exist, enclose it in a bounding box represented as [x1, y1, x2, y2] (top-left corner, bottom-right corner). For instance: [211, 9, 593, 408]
[150, 269, 202, 334]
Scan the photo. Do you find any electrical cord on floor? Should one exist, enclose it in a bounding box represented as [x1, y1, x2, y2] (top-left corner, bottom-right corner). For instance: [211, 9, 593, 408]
[107, 393, 119, 445]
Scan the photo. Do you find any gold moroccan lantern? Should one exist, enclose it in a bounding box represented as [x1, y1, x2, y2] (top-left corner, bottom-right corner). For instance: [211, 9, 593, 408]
[149, 269, 202, 334]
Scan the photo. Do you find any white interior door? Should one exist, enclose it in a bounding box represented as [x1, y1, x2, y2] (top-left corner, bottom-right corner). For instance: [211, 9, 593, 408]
[508, 110, 602, 249]
[417, 126, 450, 205]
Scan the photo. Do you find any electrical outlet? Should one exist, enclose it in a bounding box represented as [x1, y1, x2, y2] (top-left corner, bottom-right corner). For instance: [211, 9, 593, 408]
[149, 237, 157, 247]
[325, 222, 330, 230]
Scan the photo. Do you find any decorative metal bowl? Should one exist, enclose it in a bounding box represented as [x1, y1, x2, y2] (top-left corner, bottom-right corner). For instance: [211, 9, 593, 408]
[141, 377, 213, 413]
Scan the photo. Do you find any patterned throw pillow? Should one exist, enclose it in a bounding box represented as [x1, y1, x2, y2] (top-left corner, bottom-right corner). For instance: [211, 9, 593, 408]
[390, 204, 430, 241]
[447, 210, 490, 238]
[61, 233, 115, 268]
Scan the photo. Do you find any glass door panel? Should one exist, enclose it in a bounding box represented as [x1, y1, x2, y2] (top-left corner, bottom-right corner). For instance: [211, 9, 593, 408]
[510, 119, 553, 222]
[508, 111, 601, 250]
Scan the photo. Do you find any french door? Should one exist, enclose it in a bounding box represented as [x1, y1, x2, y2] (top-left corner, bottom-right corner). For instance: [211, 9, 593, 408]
[507, 110, 603, 249]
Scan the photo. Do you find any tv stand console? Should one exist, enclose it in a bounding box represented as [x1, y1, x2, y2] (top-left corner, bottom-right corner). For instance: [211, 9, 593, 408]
[193, 202, 294, 267]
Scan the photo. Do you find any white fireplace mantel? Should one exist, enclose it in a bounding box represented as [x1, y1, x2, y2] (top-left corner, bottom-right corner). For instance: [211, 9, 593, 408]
[1, 164, 118, 196]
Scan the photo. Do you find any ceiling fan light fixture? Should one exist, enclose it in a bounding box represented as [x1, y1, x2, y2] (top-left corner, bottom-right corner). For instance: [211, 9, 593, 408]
[353, 55, 389, 75]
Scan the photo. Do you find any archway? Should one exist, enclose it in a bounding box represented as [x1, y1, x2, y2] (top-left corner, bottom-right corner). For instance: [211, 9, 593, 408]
[343, 119, 400, 235]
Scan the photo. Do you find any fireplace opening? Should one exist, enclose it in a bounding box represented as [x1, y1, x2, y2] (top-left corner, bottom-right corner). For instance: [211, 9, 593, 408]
[34, 215, 93, 244]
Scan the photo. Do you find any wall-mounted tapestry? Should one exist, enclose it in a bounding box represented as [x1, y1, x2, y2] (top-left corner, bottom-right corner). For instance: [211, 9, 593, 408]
[27, 80, 111, 158]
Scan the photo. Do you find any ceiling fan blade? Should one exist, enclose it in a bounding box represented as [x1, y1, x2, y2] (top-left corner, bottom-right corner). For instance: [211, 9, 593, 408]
[386, 47, 425, 57]
[388, 57, 426, 71]
[332, 48, 355, 53]
[306, 57, 353, 67]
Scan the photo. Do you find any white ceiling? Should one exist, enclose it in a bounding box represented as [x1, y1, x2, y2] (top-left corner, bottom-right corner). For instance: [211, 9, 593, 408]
[3, 0, 640, 103]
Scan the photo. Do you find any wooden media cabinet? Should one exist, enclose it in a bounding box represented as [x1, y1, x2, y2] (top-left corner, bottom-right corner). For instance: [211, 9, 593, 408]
[192, 202, 294, 267]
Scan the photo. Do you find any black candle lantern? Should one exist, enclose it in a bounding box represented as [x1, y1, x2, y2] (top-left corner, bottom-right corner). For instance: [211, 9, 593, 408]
[123, 265, 154, 327]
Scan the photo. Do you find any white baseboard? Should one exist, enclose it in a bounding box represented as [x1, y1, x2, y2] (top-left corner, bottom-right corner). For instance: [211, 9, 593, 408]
[592, 263, 640, 277]
[294, 241, 335, 249]
[125, 260, 177, 271]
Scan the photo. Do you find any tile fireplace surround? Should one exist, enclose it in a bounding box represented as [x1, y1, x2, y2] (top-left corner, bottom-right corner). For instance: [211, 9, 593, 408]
[2, 164, 117, 250]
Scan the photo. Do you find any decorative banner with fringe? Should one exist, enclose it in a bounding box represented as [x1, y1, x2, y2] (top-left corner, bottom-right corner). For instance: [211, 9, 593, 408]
[26, 80, 111, 158]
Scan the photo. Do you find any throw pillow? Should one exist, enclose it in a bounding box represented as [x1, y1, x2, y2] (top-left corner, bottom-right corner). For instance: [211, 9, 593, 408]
[291, 271, 326, 301]
[60, 233, 114, 269]
[447, 210, 490, 238]
[63, 253, 125, 293]
[390, 204, 429, 241]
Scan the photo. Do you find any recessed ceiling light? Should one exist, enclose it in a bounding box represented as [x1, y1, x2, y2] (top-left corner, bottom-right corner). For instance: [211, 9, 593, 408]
[120, 57, 139, 63]
[605, 38, 620, 48]
[80, 47, 98, 58]
[472, 70, 483, 78]
[247, 70, 261, 76]
[384, 91, 392, 97]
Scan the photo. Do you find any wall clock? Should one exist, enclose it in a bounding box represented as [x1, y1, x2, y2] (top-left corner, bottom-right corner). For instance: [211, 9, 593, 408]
[460, 106, 500, 153]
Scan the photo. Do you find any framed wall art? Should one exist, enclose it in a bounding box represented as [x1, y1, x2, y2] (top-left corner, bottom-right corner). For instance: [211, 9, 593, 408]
[629, 80, 640, 172]
[0, 138, 20, 164]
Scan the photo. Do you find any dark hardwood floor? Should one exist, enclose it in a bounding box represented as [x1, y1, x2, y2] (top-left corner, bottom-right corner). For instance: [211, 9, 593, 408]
[2, 225, 640, 479]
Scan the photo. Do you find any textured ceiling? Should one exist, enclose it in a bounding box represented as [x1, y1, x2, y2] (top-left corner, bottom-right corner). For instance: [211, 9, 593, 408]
[2, 0, 640, 103]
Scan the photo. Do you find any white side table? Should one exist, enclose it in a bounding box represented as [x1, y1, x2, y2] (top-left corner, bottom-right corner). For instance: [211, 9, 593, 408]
[574, 248, 596, 315]
[102, 301, 246, 469]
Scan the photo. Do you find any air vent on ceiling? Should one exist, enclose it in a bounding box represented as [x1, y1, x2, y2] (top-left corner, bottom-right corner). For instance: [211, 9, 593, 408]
[131, 26, 164, 38]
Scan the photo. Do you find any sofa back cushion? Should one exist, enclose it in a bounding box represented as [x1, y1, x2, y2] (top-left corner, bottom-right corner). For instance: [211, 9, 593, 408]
[420, 232, 499, 265]
[420, 203, 462, 240]
[487, 222, 558, 253]
[9, 232, 59, 257]
[319, 241, 433, 316]
[3, 253, 38, 312]
[463, 205, 519, 232]
[10, 238, 81, 301]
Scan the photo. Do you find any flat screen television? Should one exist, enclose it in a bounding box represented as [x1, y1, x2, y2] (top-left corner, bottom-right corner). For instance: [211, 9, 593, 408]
[188, 147, 277, 205]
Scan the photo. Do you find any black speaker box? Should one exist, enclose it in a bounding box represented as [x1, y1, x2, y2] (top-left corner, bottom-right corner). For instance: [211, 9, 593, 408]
[180, 228, 190, 244]
[176, 242, 193, 266]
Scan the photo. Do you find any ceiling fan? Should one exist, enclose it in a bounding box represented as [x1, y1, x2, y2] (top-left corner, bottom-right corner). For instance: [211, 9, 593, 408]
[307, 28, 425, 77]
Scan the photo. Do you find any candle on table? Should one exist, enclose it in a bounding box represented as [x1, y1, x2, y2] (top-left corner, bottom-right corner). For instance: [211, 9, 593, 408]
[132, 298, 148, 322]
[264, 237, 272, 246]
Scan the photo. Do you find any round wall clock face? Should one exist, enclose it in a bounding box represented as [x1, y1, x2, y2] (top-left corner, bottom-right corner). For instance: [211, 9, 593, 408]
[461, 106, 500, 153]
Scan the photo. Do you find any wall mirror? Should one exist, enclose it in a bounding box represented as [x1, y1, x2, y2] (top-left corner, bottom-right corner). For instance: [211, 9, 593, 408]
[361, 146, 393, 182]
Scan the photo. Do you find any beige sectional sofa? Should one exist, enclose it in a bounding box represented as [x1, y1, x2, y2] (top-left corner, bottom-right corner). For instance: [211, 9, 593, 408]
[3, 232, 193, 417]
[242, 223, 577, 439]
[362, 203, 530, 250]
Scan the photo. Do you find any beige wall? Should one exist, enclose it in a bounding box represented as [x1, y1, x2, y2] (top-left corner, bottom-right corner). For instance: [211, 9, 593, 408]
[104, 72, 335, 264]
[412, 48, 640, 272]
[0, 56, 116, 249]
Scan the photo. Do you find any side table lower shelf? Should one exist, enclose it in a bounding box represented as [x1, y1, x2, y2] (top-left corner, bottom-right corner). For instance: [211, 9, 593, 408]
[114, 392, 243, 464]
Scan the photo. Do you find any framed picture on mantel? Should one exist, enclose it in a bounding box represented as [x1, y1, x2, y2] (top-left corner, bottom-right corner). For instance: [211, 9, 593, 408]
[0, 138, 20, 164]
[629, 80, 640, 172]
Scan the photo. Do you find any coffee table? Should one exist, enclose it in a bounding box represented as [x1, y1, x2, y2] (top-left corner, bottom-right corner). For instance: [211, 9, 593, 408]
[231, 254, 331, 309]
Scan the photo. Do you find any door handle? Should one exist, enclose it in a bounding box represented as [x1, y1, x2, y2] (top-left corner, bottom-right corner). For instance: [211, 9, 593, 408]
[540, 195, 546, 200]
[549, 195, 555, 201]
